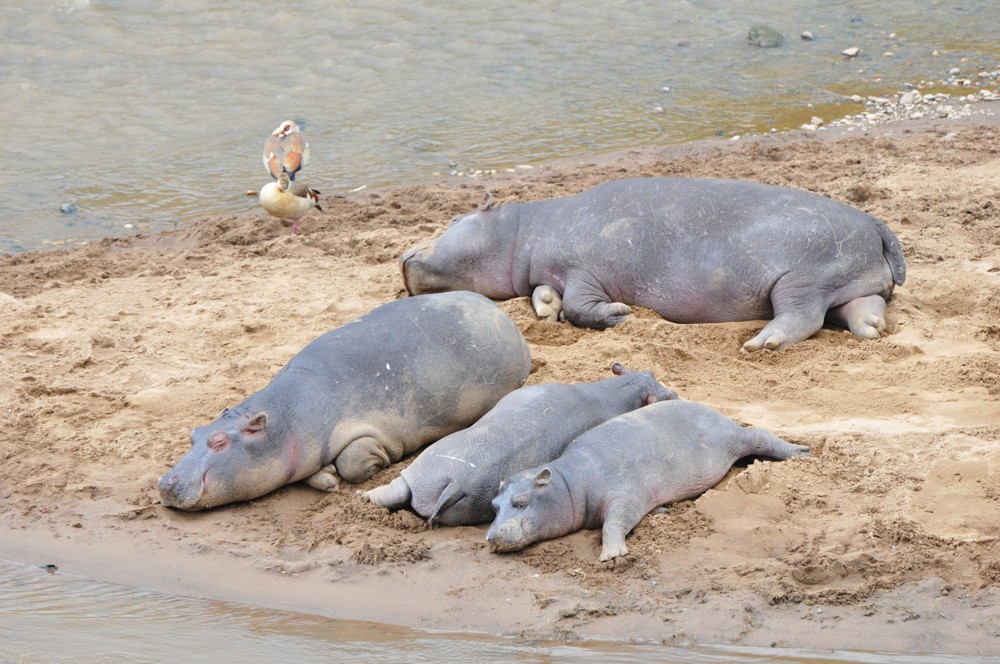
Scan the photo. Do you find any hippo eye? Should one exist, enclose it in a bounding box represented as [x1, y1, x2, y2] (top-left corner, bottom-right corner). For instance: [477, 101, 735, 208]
[511, 493, 530, 509]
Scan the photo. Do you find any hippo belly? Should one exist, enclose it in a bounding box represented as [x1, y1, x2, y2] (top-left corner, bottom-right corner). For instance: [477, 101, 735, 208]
[401, 177, 906, 352]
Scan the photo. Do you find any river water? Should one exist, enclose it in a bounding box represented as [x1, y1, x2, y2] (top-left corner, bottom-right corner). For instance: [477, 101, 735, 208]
[1, 559, 992, 664]
[1, 0, 998, 253]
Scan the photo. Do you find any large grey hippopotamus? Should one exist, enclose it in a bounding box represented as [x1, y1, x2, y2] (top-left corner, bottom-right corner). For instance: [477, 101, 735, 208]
[400, 177, 906, 352]
[158, 291, 531, 510]
[360, 364, 677, 526]
[486, 399, 809, 561]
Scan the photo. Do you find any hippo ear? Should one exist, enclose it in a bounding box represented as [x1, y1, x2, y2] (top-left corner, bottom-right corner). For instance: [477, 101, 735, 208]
[478, 192, 494, 212]
[533, 468, 552, 487]
[611, 363, 628, 376]
[245, 412, 267, 434]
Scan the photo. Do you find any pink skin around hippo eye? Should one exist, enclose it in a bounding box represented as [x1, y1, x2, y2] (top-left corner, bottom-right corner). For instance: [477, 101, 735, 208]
[208, 432, 230, 453]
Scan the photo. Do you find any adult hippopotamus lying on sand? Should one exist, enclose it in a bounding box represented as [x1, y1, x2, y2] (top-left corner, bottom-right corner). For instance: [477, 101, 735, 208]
[487, 400, 809, 561]
[360, 364, 676, 526]
[400, 177, 906, 352]
[158, 292, 531, 510]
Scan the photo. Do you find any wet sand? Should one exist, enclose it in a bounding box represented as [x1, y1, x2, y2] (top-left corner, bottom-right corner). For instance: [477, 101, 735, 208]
[1, 109, 999, 655]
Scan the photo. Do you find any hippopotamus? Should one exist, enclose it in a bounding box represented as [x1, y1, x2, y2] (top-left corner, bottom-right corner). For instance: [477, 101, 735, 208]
[158, 291, 531, 510]
[486, 399, 809, 561]
[400, 177, 906, 352]
[360, 364, 677, 526]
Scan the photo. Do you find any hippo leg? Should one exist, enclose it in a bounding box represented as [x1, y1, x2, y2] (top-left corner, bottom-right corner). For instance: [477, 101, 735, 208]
[742, 284, 828, 352]
[598, 499, 646, 562]
[561, 270, 631, 329]
[304, 464, 341, 492]
[335, 436, 392, 484]
[825, 294, 887, 339]
[531, 285, 564, 323]
[360, 476, 411, 510]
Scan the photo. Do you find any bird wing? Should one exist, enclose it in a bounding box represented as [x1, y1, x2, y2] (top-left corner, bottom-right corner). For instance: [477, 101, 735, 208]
[263, 132, 310, 180]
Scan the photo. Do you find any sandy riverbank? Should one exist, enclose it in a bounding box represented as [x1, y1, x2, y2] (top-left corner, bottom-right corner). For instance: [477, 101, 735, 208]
[1, 109, 999, 656]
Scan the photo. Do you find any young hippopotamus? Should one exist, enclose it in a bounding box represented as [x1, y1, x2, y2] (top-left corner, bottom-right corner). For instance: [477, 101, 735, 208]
[400, 177, 906, 352]
[486, 400, 809, 561]
[360, 364, 677, 526]
[158, 291, 531, 510]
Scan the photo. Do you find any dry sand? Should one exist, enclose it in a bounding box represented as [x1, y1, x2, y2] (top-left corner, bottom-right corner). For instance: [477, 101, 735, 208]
[1, 110, 999, 656]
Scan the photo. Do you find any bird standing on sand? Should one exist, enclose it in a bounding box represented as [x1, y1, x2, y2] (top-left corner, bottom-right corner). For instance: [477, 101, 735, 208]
[254, 172, 322, 233]
[263, 120, 310, 181]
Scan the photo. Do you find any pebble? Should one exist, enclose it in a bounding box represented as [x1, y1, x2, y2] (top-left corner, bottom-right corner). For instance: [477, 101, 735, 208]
[59, 202, 78, 214]
[826, 68, 1000, 132]
[800, 31, 815, 41]
[842, 47, 860, 58]
[748, 24, 783, 48]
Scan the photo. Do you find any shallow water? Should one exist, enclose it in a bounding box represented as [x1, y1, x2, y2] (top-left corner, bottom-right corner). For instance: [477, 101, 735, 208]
[0, 559, 992, 664]
[1, 0, 997, 253]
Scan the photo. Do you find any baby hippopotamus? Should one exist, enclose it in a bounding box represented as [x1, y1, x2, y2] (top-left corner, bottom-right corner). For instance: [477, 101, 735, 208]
[360, 364, 677, 526]
[487, 400, 809, 561]
[158, 291, 530, 510]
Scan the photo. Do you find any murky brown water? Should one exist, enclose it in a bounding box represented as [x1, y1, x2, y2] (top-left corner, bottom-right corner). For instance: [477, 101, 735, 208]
[2, 559, 993, 664]
[1, 1, 997, 252]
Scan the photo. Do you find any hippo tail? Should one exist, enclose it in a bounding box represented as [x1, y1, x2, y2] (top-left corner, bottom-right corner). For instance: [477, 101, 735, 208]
[875, 219, 907, 286]
[744, 429, 810, 461]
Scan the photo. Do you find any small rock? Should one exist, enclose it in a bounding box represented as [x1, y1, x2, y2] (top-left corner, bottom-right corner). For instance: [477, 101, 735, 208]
[949, 67, 961, 75]
[842, 47, 861, 58]
[811, 116, 824, 126]
[748, 24, 783, 48]
[800, 31, 815, 41]
[59, 202, 78, 214]
[900, 91, 918, 105]
[660, 86, 671, 93]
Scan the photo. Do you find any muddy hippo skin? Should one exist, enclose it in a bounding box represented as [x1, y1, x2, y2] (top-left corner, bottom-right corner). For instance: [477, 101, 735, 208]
[400, 177, 907, 352]
[360, 364, 677, 526]
[486, 400, 809, 561]
[158, 291, 531, 510]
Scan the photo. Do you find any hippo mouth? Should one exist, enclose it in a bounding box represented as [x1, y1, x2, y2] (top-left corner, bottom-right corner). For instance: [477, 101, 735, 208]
[485, 518, 530, 553]
[398, 241, 433, 296]
[157, 469, 207, 510]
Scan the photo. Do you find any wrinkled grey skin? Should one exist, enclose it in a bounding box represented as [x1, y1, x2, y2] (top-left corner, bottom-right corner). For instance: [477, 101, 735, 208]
[158, 292, 531, 510]
[400, 177, 906, 352]
[486, 400, 809, 561]
[360, 364, 677, 526]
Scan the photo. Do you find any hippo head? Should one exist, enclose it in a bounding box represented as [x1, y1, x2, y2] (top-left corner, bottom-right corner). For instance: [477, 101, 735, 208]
[400, 192, 519, 299]
[158, 407, 294, 510]
[486, 466, 573, 553]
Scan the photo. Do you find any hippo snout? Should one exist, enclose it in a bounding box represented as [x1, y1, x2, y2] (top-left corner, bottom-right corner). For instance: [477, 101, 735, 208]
[157, 470, 204, 510]
[399, 241, 433, 295]
[486, 517, 530, 553]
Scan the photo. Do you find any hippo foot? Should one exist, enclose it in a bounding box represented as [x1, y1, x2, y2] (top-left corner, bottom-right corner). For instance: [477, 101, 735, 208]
[531, 285, 564, 323]
[826, 295, 887, 339]
[599, 542, 628, 562]
[304, 464, 341, 492]
[564, 300, 632, 329]
[741, 330, 786, 353]
[360, 477, 411, 510]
